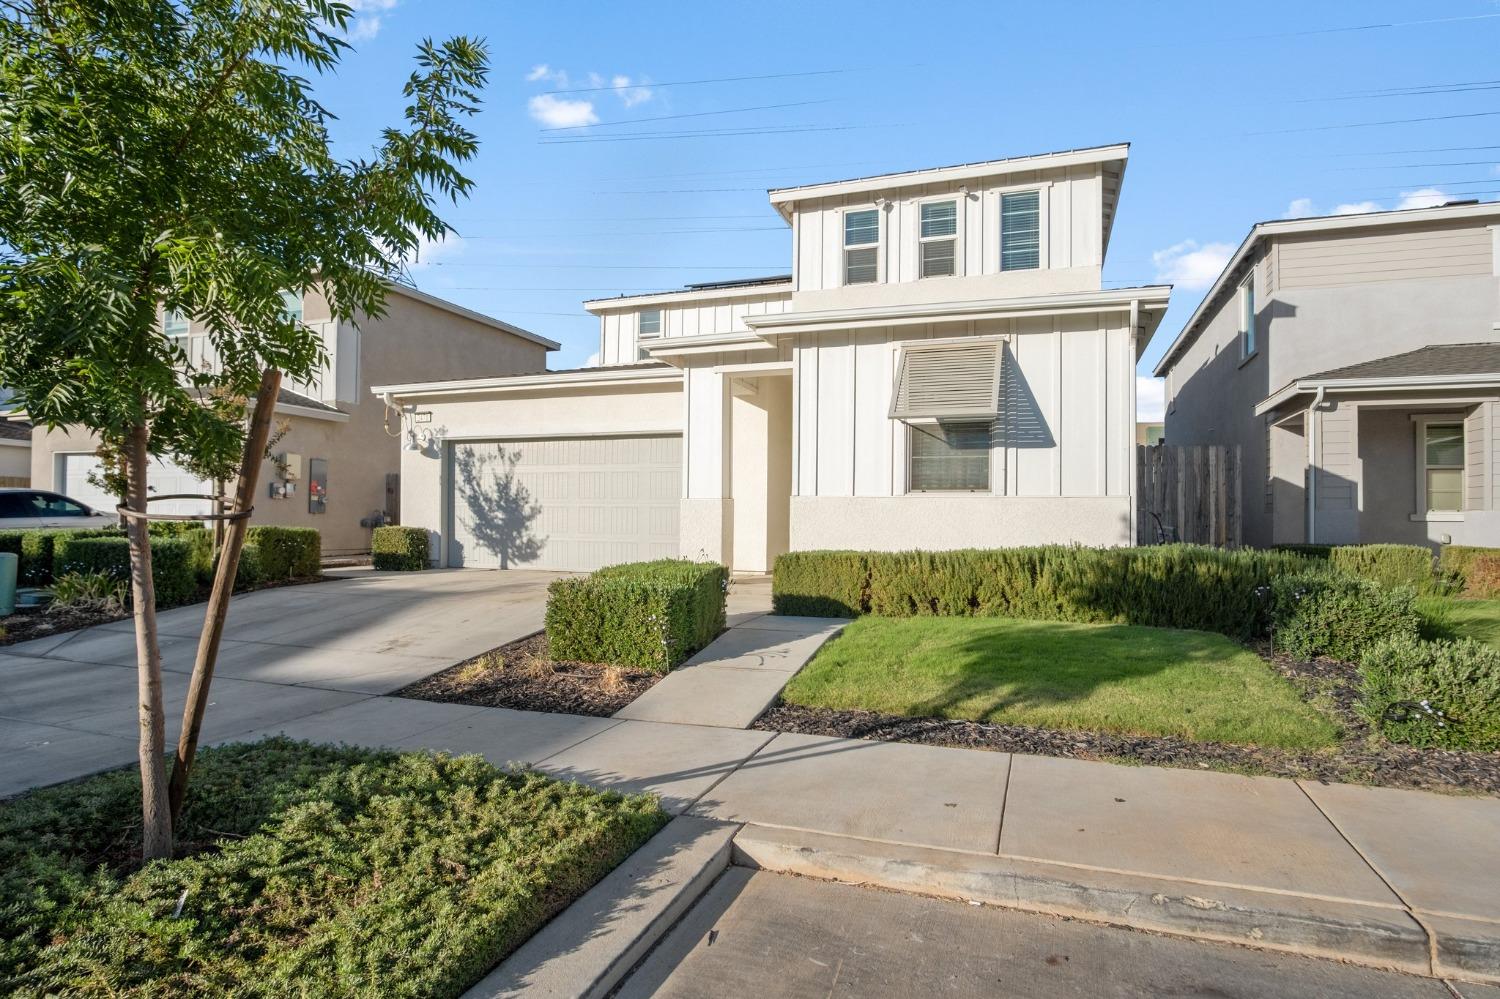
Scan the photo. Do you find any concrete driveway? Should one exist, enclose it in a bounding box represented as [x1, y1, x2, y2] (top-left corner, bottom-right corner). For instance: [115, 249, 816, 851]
[0, 568, 558, 797]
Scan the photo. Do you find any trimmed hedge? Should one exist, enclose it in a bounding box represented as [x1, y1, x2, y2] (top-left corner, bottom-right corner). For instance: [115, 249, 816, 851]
[1359, 635, 1500, 751]
[372, 526, 430, 571]
[546, 559, 728, 672]
[0, 528, 120, 586]
[1275, 543, 1435, 591]
[1440, 545, 1500, 595]
[244, 526, 320, 581]
[773, 546, 1315, 639]
[1268, 572, 1422, 662]
[51, 535, 198, 609]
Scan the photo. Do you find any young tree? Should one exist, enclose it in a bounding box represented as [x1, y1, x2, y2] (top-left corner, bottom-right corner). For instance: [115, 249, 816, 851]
[0, 0, 487, 859]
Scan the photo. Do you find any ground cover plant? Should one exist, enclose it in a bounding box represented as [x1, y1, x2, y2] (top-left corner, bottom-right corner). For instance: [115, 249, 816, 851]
[778, 616, 1340, 749]
[0, 738, 666, 998]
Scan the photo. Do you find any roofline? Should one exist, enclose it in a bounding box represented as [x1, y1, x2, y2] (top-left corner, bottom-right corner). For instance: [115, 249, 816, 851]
[372, 364, 682, 400]
[0, 437, 29, 448]
[766, 143, 1131, 219]
[1254, 372, 1500, 416]
[276, 400, 349, 423]
[742, 286, 1171, 336]
[384, 283, 562, 351]
[585, 280, 794, 312]
[1152, 200, 1500, 377]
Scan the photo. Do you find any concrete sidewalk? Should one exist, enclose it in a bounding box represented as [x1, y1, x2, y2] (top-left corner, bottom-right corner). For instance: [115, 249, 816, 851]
[225, 692, 1500, 984]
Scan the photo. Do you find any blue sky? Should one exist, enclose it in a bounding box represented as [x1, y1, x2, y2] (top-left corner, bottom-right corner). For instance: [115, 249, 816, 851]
[321, 0, 1500, 418]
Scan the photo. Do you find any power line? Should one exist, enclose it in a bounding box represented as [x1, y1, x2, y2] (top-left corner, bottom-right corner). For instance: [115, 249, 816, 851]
[540, 123, 903, 144]
[1333, 160, 1500, 171]
[543, 67, 855, 95]
[1246, 109, 1500, 136]
[1296, 83, 1500, 103]
[1238, 12, 1500, 40]
[541, 99, 835, 132]
[1324, 144, 1500, 157]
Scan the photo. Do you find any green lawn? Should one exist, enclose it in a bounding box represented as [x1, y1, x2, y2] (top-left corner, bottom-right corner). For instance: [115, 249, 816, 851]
[782, 617, 1340, 749]
[1418, 596, 1500, 649]
[0, 739, 666, 998]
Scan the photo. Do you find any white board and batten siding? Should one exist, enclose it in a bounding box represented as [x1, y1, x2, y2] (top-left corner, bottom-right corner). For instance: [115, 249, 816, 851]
[792, 164, 1104, 291]
[597, 291, 793, 366]
[790, 314, 1136, 499]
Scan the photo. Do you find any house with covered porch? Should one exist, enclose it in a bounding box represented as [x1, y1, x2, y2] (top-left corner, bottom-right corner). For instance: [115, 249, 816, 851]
[378, 143, 1171, 573]
[1155, 201, 1500, 549]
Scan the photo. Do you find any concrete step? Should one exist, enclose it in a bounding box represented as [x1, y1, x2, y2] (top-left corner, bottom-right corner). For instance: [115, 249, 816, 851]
[731, 823, 1498, 985]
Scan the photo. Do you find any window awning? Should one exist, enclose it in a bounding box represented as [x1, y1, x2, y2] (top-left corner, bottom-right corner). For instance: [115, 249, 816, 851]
[890, 340, 1004, 421]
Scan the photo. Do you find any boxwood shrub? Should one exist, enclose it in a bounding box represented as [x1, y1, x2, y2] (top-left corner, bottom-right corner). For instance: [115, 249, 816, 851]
[0, 527, 121, 585]
[773, 545, 1314, 639]
[1269, 571, 1422, 662]
[1275, 543, 1436, 591]
[546, 559, 728, 672]
[244, 526, 320, 581]
[51, 534, 197, 608]
[372, 525, 430, 571]
[1359, 635, 1500, 751]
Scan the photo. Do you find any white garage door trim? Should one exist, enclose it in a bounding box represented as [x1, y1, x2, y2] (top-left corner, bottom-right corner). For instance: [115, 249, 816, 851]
[56, 452, 213, 516]
[445, 433, 681, 572]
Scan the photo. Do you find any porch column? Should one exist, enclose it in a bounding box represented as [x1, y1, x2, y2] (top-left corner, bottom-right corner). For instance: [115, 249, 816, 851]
[678, 360, 733, 565]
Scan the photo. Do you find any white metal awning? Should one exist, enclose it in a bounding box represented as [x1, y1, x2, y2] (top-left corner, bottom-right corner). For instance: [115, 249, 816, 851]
[890, 340, 1004, 421]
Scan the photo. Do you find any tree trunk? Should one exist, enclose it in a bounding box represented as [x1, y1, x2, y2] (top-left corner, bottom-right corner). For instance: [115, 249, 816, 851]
[126, 420, 173, 861]
[168, 369, 282, 824]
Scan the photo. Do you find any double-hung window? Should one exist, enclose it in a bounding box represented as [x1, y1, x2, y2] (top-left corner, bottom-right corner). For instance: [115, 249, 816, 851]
[909, 422, 992, 491]
[637, 308, 662, 360]
[1239, 277, 1257, 359]
[843, 208, 880, 285]
[1419, 420, 1464, 514]
[1000, 190, 1041, 271]
[919, 200, 958, 278]
[162, 309, 189, 338]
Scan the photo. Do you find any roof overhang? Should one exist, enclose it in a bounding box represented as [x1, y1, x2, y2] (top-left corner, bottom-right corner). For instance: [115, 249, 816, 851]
[373, 364, 682, 402]
[585, 281, 793, 312]
[384, 283, 561, 351]
[1153, 200, 1500, 377]
[1254, 373, 1500, 416]
[743, 286, 1171, 338]
[643, 331, 780, 361]
[767, 143, 1131, 223]
[276, 400, 349, 423]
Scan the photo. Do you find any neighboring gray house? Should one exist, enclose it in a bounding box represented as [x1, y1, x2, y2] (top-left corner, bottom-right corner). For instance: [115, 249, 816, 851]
[1153, 201, 1500, 549]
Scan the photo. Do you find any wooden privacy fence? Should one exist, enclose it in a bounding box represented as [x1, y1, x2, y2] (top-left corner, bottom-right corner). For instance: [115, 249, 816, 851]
[1136, 444, 1242, 548]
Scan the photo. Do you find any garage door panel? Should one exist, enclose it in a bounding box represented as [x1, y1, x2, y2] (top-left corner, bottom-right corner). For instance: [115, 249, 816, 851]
[59, 454, 211, 516]
[449, 435, 681, 572]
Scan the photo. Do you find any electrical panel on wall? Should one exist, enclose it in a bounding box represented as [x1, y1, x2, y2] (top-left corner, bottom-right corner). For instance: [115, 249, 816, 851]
[308, 458, 327, 514]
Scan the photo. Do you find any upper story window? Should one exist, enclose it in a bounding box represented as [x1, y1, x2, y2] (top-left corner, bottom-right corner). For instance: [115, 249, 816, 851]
[281, 290, 304, 324]
[1000, 191, 1041, 271]
[162, 309, 189, 338]
[1419, 419, 1465, 514]
[919, 200, 958, 278]
[637, 308, 662, 360]
[843, 208, 880, 285]
[1238, 277, 1257, 359]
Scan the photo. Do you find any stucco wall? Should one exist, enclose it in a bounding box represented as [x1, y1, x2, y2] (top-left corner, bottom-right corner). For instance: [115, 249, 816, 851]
[790, 496, 1131, 550]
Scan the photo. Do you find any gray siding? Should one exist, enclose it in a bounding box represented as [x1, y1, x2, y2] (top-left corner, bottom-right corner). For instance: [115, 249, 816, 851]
[1277, 223, 1492, 290]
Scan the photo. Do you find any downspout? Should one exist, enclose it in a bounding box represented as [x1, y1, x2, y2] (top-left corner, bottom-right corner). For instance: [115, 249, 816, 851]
[1306, 384, 1326, 543]
[1127, 299, 1140, 546]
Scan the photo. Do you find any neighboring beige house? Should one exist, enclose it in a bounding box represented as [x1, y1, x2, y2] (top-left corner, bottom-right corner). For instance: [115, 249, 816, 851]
[378, 144, 1171, 573]
[0, 419, 31, 485]
[29, 285, 555, 556]
[1153, 201, 1500, 550]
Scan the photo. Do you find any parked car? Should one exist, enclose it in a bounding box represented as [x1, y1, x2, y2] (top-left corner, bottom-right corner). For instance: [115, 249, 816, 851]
[0, 488, 119, 530]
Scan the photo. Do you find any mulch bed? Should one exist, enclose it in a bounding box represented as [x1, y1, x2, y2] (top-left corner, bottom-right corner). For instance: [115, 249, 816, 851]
[396, 632, 662, 718]
[754, 638, 1500, 797]
[0, 574, 338, 648]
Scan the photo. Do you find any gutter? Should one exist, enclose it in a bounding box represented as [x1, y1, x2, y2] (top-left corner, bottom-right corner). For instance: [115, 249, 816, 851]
[1254, 372, 1500, 416]
[372, 365, 683, 401]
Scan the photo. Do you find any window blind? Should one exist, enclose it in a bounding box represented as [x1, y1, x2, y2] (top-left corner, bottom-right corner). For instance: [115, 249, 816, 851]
[920, 200, 958, 277]
[910, 421, 991, 491]
[639, 309, 662, 336]
[1001, 191, 1040, 271]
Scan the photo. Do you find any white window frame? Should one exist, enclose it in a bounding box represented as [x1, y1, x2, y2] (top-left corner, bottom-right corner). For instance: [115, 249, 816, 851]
[917, 196, 960, 279]
[281, 290, 304, 325]
[1238, 275, 1258, 362]
[162, 308, 189, 338]
[998, 187, 1044, 272]
[637, 308, 663, 360]
[905, 419, 994, 494]
[1412, 414, 1465, 521]
[842, 205, 882, 286]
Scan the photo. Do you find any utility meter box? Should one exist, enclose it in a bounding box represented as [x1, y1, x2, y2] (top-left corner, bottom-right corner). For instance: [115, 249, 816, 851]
[278, 452, 302, 481]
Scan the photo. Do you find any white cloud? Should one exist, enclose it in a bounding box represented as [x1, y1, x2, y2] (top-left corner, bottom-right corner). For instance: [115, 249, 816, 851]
[1396, 187, 1449, 210]
[527, 93, 599, 128]
[526, 64, 569, 86]
[584, 351, 601, 368]
[345, 0, 398, 41]
[1136, 376, 1165, 422]
[1333, 200, 1383, 215]
[1151, 239, 1234, 290]
[610, 74, 653, 108]
[1283, 197, 1316, 219]
[404, 230, 466, 272]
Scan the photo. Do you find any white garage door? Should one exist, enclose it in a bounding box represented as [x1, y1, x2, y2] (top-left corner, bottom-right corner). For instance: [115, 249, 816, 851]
[58, 453, 213, 516]
[448, 435, 681, 571]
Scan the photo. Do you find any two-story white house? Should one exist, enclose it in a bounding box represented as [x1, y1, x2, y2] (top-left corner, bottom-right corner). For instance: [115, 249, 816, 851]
[378, 144, 1171, 573]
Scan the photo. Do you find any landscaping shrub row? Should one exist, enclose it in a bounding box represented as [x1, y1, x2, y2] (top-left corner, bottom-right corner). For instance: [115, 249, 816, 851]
[1267, 572, 1422, 663]
[0, 738, 667, 997]
[546, 559, 728, 672]
[372, 525, 429, 571]
[1275, 543, 1436, 591]
[53, 534, 199, 608]
[1440, 544, 1500, 597]
[1360, 635, 1500, 751]
[772, 546, 1317, 639]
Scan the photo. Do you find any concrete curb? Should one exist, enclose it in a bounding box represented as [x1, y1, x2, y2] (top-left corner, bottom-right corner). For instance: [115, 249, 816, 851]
[732, 824, 1437, 978]
[463, 815, 738, 999]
